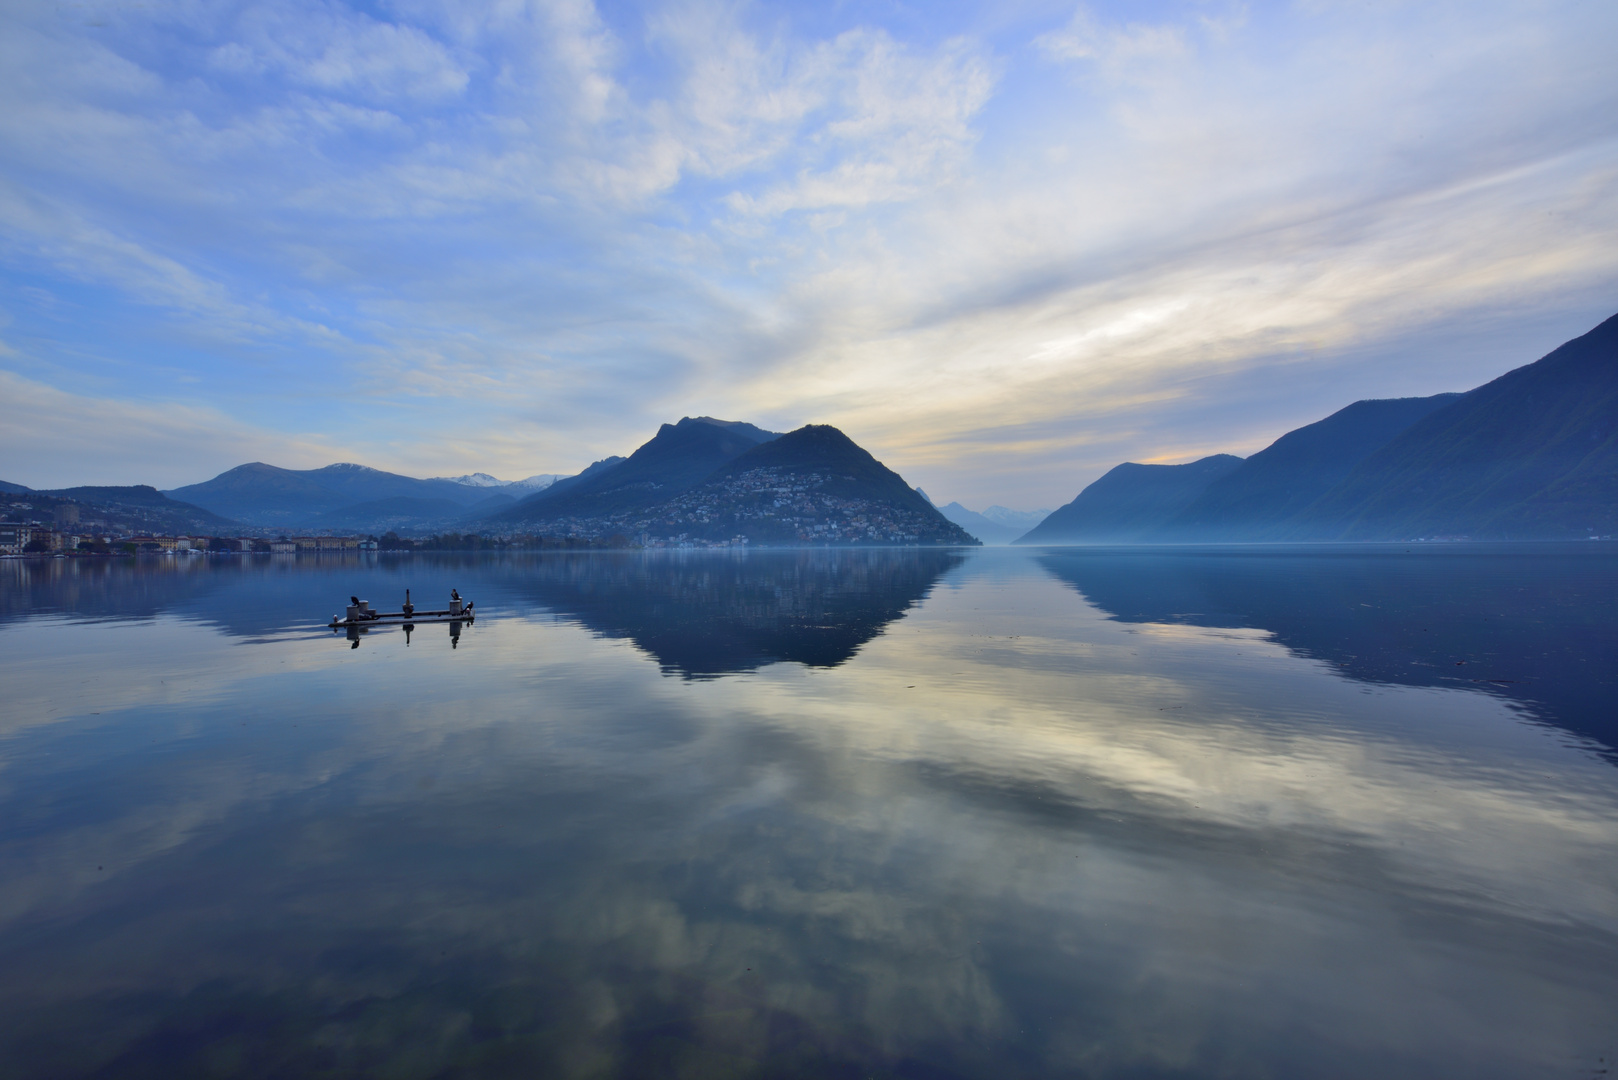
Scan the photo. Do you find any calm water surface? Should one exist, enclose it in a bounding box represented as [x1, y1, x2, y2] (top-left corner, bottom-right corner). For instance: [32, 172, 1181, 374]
[1, 545, 1615, 1079]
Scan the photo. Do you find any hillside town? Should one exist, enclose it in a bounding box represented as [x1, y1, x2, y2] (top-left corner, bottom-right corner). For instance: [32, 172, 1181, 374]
[504, 466, 974, 548]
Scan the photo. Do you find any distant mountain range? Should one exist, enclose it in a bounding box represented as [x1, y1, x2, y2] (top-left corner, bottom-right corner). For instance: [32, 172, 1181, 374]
[9, 313, 1612, 545]
[935, 503, 1054, 544]
[163, 463, 554, 529]
[980, 505, 1052, 531]
[429, 472, 561, 492]
[26, 417, 972, 546]
[1019, 312, 1618, 544]
[938, 503, 1017, 543]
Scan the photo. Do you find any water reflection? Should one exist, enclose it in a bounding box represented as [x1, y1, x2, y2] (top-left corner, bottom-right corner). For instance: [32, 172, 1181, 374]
[504, 549, 964, 676]
[1038, 543, 1618, 758]
[0, 553, 383, 639]
[338, 618, 470, 649]
[0, 548, 1613, 1078]
[0, 549, 962, 676]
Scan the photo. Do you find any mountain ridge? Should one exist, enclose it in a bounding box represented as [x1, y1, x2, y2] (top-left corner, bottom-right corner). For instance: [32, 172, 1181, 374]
[1019, 311, 1618, 544]
[1017, 455, 1245, 544]
[498, 416, 781, 524]
[1282, 313, 1618, 539]
[1158, 394, 1463, 541]
[937, 502, 1024, 544]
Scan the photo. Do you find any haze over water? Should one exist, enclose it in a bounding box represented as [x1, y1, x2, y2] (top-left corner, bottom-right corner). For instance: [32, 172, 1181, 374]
[1, 546, 1615, 1078]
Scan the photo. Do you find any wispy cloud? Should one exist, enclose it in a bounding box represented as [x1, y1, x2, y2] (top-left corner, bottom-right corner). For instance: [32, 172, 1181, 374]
[0, 369, 348, 486]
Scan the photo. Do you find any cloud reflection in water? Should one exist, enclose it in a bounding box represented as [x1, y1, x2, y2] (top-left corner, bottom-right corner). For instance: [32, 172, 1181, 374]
[0, 548, 1613, 1077]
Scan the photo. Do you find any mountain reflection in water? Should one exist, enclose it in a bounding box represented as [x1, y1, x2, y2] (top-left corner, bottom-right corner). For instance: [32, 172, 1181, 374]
[502, 549, 964, 675]
[0, 549, 961, 674]
[1038, 543, 1618, 758]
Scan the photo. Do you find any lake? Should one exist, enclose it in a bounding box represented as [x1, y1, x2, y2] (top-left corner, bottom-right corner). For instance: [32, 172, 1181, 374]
[1, 545, 1615, 1078]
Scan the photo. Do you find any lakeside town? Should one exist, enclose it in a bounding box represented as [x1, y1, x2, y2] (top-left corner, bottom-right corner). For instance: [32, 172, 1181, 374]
[0, 501, 618, 556]
[0, 491, 628, 554]
[0, 523, 633, 556]
[3, 461, 971, 555]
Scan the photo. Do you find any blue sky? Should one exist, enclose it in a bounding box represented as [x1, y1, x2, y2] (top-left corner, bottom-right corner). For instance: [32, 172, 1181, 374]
[2, 0, 1615, 508]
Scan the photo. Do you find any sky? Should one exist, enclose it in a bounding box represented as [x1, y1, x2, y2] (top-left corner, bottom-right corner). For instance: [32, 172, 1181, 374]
[1, 0, 1615, 510]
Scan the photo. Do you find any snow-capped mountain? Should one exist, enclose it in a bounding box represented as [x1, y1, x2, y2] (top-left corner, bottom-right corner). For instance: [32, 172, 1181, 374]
[430, 472, 509, 488]
[428, 472, 562, 492]
[505, 474, 562, 493]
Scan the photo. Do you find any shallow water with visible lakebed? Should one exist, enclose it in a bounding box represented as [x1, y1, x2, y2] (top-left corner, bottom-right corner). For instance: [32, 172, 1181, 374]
[0, 544, 1615, 1079]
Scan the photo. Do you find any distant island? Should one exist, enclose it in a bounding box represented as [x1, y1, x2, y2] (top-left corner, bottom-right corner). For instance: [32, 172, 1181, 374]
[1019, 311, 1618, 544]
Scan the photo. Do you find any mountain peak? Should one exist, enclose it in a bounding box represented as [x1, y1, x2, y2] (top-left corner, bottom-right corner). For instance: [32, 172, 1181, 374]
[430, 472, 507, 487]
[495, 419, 778, 523]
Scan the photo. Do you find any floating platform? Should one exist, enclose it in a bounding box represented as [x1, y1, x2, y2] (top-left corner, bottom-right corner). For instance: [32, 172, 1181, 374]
[328, 589, 474, 629]
[328, 609, 474, 628]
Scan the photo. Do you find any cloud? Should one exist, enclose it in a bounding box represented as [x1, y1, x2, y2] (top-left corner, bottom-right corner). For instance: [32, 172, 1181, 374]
[1035, 4, 1194, 68]
[713, 29, 996, 216]
[0, 0, 1615, 506]
[206, 2, 470, 99]
[0, 369, 346, 488]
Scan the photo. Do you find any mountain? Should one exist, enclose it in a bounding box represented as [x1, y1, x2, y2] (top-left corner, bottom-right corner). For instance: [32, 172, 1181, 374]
[937, 502, 1024, 544]
[428, 472, 507, 488]
[428, 472, 562, 494]
[486, 422, 975, 546]
[504, 474, 564, 493]
[167, 462, 503, 527]
[517, 457, 625, 505]
[1016, 455, 1245, 544]
[309, 496, 474, 532]
[0, 480, 28, 495]
[712, 424, 938, 504]
[19, 485, 236, 535]
[1158, 394, 1462, 540]
[496, 417, 780, 524]
[651, 424, 978, 545]
[981, 506, 1051, 531]
[467, 492, 516, 513]
[1020, 311, 1618, 544]
[1281, 313, 1618, 540]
